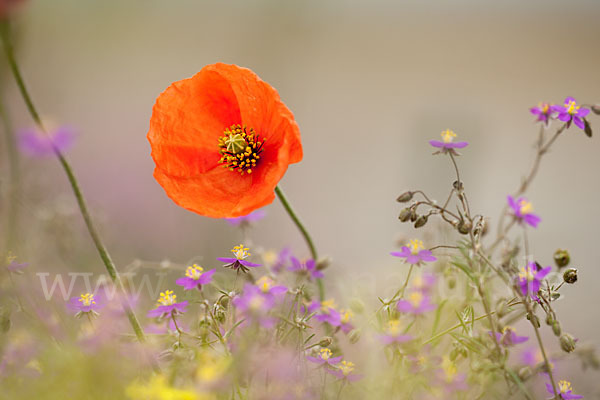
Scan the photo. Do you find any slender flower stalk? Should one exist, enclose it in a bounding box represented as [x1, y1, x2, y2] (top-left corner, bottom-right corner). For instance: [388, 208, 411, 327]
[0, 21, 148, 345]
[0, 95, 20, 253]
[274, 185, 324, 300]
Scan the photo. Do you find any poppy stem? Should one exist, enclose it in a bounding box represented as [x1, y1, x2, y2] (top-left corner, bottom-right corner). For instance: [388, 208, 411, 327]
[0, 21, 150, 347]
[274, 185, 324, 300]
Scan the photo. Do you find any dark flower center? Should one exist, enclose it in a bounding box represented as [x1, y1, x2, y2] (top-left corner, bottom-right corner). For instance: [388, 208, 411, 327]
[218, 124, 265, 175]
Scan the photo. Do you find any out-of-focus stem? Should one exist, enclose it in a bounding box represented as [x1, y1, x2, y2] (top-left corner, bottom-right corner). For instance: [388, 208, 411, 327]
[0, 95, 20, 253]
[274, 185, 324, 300]
[0, 21, 148, 345]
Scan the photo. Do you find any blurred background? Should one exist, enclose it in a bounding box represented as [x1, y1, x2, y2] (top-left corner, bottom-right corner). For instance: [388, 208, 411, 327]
[1, 0, 600, 394]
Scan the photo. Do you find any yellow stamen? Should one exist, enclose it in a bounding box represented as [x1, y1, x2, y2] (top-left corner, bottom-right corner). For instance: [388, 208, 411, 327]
[231, 244, 251, 260]
[518, 199, 533, 215]
[441, 129, 457, 143]
[558, 380, 573, 393]
[407, 239, 424, 255]
[565, 100, 580, 115]
[319, 348, 332, 360]
[442, 356, 457, 382]
[184, 264, 204, 280]
[387, 319, 402, 335]
[256, 276, 274, 293]
[157, 290, 177, 306]
[218, 124, 265, 175]
[78, 293, 96, 307]
[339, 361, 355, 376]
[408, 291, 423, 307]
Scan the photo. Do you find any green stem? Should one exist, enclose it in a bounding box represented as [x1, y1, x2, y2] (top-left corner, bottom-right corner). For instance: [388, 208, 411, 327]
[0, 21, 148, 345]
[274, 185, 324, 300]
[0, 94, 20, 253]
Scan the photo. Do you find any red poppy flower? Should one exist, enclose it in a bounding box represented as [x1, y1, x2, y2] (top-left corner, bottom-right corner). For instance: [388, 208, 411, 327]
[148, 63, 303, 218]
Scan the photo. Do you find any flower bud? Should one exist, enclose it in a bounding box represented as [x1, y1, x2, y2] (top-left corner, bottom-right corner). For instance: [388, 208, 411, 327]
[348, 329, 361, 344]
[563, 268, 578, 284]
[552, 321, 562, 337]
[316, 256, 332, 271]
[414, 215, 428, 228]
[592, 104, 600, 115]
[553, 249, 570, 268]
[349, 299, 365, 314]
[318, 337, 333, 347]
[410, 209, 418, 222]
[560, 333, 576, 353]
[527, 313, 540, 328]
[398, 208, 412, 222]
[518, 366, 533, 381]
[396, 191, 413, 203]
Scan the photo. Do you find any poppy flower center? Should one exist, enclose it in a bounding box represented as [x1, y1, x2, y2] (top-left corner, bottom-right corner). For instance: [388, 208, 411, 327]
[218, 124, 265, 175]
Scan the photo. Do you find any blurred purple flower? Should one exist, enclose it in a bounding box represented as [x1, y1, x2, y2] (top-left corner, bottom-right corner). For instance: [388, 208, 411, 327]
[225, 209, 266, 227]
[147, 290, 188, 318]
[232, 284, 277, 328]
[397, 290, 435, 314]
[18, 125, 75, 157]
[507, 195, 541, 228]
[306, 348, 342, 367]
[490, 326, 528, 347]
[552, 97, 590, 130]
[255, 276, 287, 298]
[326, 360, 362, 382]
[67, 293, 104, 316]
[530, 102, 554, 124]
[411, 272, 437, 294]
[390, 239, 436, 266]
[546, 380, 583, 400]
[264, 247, 291, 274]
[5, 252, 27, 273]
[217, 244, 261, 273]
[289, 257, 323, 280]
[175, 264, 215, 291]
[379, 320, 413, 345]
[517, 262, 551, 300]
[429, 129, 468, 152]
[307, 299, 342, 327]
[435, 356, 468, 392]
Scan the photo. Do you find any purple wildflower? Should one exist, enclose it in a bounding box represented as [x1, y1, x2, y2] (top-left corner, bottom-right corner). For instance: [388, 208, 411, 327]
[67, 293, 104, 317]
[530, 102, 554, 124]
[339, 309, 354, 334]
[289, 257, 324, 280]
[507, 195, 541, 228]
[552, 97, 590, 130]
[411, 272, 437, 294]
[232, 284, 277, 328]
[435, 356, 468, 392]
[5, 252, 27, 273]
[225, 209, 266, 227]
[326, 360, 362, 382]
[391, 239, 436, 266]
[429, 129, 468, 153]
[521, 347, 548, 369]
[307, 299, 342, 327]
[379, 319, 413, 345]
[490, 326, 529, 347]
[517, 262, 551, 300]
[546, 380, 583, 400]
[306, 348, 342, 367]
[263, 247, 291, 274]
[255, 276, 287, 298]
[18, 125, 75, 157]
[397, 290, 436, 314]
[175, 264, 215, 290]
[147, 290, 188, 318]
[217, 244, 261, 273]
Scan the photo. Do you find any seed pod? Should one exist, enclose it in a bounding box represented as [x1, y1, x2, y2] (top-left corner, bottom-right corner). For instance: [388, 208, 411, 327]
[563, 268, 578, 284]
[316, 256, 332, 271]
[396, 191, 413, 203]
[518, 366, 533, 381]
[552, 321, 562, 336]
[553, 249, 570, 268]
[560, 333, 576, 353]
[414, 215, 428, 228]
[318, 337, 333, 347]
[398, 208, 412, 222]
[527, 313, 540, 328]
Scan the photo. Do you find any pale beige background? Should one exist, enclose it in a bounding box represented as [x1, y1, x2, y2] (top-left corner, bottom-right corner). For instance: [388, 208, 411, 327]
[3, 0, 600, 393]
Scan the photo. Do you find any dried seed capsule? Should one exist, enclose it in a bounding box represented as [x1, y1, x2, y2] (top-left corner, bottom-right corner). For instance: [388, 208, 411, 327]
[457, 219, 472, 235]
[348, 329, 361, 344]
[553, 249, 570, 268]
[563, 268, 578, 284]
[398, 208, 412, 222]
[552, 321, 562, 336]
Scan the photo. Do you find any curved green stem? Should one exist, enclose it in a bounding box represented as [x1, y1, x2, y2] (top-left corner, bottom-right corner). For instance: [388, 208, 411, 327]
[0, 21, 148, 344]
[274, 185, 324, 300]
